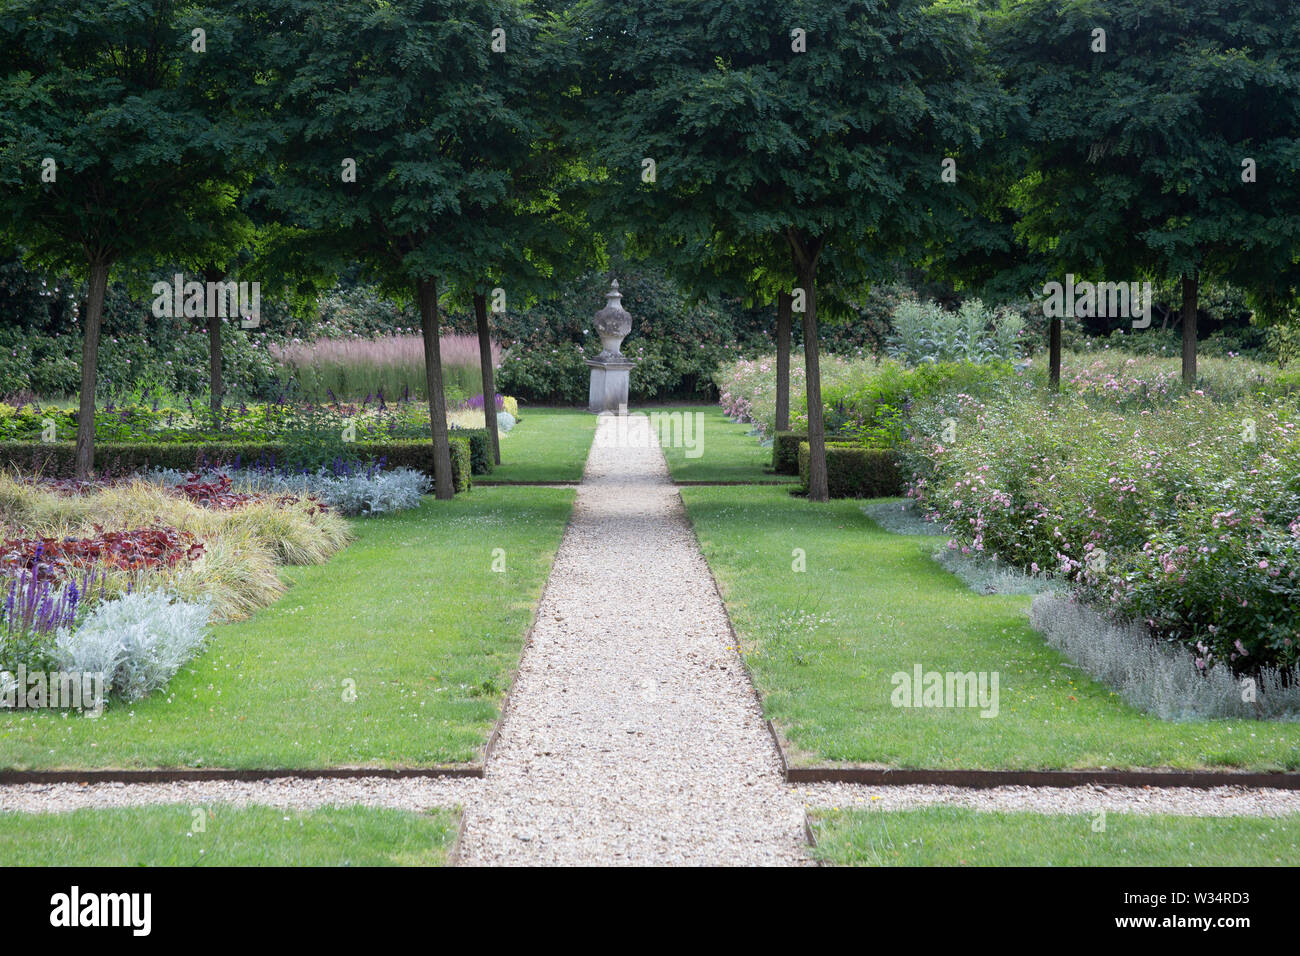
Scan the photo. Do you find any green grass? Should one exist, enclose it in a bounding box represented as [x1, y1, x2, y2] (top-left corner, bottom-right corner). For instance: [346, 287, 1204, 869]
[810, 806, 1300, 866]
[680, 485, 1300, 770]
[0, 805, 459, 866]
[0, 488, 574, 769]
[484, 406, 597, 483]
[655, 404, 795, 484]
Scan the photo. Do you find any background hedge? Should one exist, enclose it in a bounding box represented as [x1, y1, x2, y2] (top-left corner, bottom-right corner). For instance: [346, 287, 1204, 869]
[0, 438, 472, 493]
[797, 440, 902, 499]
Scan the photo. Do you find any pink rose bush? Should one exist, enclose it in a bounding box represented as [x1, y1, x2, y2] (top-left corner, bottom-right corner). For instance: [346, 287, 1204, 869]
[902, 389, 1300, 673]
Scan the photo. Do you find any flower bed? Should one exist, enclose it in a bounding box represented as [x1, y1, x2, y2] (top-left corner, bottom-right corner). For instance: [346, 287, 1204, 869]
[901, 389, 1300, 673]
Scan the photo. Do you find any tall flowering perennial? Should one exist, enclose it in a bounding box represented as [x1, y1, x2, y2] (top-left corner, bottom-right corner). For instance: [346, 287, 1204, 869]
[1, 548, 99, 674]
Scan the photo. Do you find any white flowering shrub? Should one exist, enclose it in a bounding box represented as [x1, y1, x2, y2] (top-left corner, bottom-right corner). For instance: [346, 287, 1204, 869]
[56, 591, 211, 702]
[1030, 594, 1300, 721]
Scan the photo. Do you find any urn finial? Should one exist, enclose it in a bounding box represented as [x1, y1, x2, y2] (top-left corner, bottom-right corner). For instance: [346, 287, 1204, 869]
[592, 278, 632, 360]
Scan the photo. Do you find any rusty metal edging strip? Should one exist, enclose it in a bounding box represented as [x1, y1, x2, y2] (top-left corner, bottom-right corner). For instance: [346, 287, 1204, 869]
[672, 480, 797, 486]
[802, 810, 825, 867]
[0, 766, 480, 784]
[782, 766, 1300, 788]
[678, 490, 787, 772]
[474, 481, 580, 487]
[448, 807, 470, 867]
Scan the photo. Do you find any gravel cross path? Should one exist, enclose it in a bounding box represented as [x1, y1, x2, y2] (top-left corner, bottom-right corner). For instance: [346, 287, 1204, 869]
[454, 412, 809, 865]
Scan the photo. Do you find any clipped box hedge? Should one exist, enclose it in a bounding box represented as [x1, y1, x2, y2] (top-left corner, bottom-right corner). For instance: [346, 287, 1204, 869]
[773, 431, 804, 475]
[797, 440, 902, 498]
[0, 438, 472, 494]
[774, 430, 851, 475]
[455, 428, 494, 475]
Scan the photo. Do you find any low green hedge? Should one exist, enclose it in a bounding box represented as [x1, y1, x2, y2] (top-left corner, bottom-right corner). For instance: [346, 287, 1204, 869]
[454, 428, 494, 475]
[775, 430, 851, 475]
[797, 440, 902, 498]
[773, 431, 804, 475]
[0, 438, 472, 494]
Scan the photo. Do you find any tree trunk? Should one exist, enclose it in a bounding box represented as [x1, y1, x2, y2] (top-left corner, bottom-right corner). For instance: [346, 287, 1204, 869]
[1049, 317, 1062, 392]
[74, 261, 110, 479]
[473, 291, 501, 466]
[204, 266, 226, 416]
[1181, 271, 1198, 387]
[796, 259, 827, 502]
[418, 277, 456, 499]
[775, 291, 792, 433]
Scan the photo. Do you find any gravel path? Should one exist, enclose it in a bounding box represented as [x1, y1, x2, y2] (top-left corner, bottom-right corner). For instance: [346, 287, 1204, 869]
[455, 413, 808, 865]
[0, 777, 476, 814]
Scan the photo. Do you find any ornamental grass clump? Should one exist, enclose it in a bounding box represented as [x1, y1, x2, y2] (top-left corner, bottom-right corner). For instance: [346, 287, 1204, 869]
[0, 472, 348, 620]
[270, 333, 493, 402]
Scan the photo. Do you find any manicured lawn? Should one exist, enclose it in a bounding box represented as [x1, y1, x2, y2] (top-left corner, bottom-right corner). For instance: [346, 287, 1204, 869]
[810, 807, 1300, 866]
[0, 488, 574, 769]
[655, 404, 794, 484]
[680, 485, 1300, 770]
[483, 406, 596, 483]
[0, 805, 459, 866]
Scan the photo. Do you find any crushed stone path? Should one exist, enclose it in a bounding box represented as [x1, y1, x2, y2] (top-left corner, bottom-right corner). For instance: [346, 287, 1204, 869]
[454, 412, 809, 865]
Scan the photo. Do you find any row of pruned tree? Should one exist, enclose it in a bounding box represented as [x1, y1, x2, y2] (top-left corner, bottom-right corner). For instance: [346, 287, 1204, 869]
[2, 0, 1299, 500]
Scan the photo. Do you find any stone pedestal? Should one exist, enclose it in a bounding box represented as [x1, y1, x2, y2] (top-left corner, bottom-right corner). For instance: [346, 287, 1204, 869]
[586, 279, 636, 414]
[586, 357, 635, 413]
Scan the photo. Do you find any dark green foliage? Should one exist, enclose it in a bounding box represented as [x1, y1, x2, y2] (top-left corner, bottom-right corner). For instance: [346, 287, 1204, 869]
[455, 429, 494, 475]
[996, 0, 1300, 356]
[772, 432, 805, 475]
[494, 268, 778, 403]
[797, 441, 901, 499]
[0, 438, 472, 493]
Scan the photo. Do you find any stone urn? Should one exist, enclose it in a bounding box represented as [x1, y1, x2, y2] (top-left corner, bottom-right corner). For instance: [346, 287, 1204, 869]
[592, 279, 632, 361]
[586, 279, 636, 413]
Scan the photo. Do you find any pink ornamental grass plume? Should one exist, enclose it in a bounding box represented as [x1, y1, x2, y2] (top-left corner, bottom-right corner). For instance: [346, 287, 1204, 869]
[269, 334, 499, 402]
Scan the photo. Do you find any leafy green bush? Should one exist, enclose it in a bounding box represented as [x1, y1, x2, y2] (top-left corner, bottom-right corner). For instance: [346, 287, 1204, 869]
[772, 431, 805, 474]
[797, 441, 901, 499]
[886, 298, 1024, 366]
[722, 353, 1019, 446]
[452, 428, 493, 475]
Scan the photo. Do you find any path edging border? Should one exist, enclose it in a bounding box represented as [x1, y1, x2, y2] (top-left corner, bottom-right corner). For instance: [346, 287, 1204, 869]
[802, 810, 825, 867]
[481, 495, 579, 769]
[781, 765, 1300, 788]
[0, 766, 481, 785]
